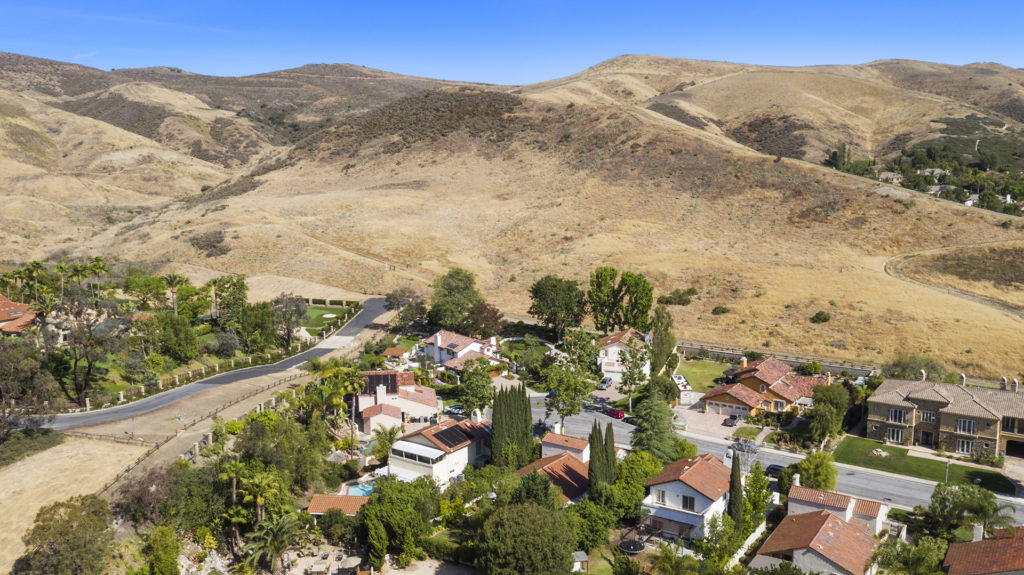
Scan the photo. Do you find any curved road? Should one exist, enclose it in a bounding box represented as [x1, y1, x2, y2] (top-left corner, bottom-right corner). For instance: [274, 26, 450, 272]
[47, 298, 387, 430]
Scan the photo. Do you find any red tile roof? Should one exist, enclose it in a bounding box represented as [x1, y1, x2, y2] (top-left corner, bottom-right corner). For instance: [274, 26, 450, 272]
[788, 485, 852, 510]
[758, 511, 878, 575]
[307, 494, 370, 516]
[731, 358, 825, 403]
[0, 295, 36, 334]
[596, 328, 646, 349]
[361, 403, 402, 420]
[518, 452, 589, 503]
[945, 527, 1024, 575]
[382, 347, 409, 358]
[397, 384, 438, 407]
[422, 330, 489, 353]
[402, 417, 490, 453]
[701, 383, 766, 408]
[852, 499, 883, 518]
[771, 374, 824, 403]
[645, 453, 731, 501]
[542, 432, 589, 451]
[733, 358, 791, 386]
[442, 350, 493, 371]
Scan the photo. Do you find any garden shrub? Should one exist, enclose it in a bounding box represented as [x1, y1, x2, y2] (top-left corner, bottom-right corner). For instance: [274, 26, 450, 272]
[329, 299, 345, 306]
[311, 298, 326, 305]
[711, 306, 730, 315]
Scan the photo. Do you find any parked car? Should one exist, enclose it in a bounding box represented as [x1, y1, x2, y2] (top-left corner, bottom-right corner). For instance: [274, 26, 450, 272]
[599, 377, 613, 390]
[445, 404, 465, 415]
[604, 407, 626, 419]
[723, 414, 740, 427]
[765, 464, 785, 478]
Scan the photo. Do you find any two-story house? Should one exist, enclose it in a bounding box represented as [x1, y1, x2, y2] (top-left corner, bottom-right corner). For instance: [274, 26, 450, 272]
[517, 452, 590, 504]
[701, 357, 828, 416]
[641, 453, 731, 540]
[420, 330, 503, 375]
[541, 432, 590, 462]
[384, 416, 490, 490]
[356, 370, 442, 432]
[596, 328, 650, 383]
[787, 484, 888, 535]
[753, 511, 879, 575]
[866, 375, 1024, 458]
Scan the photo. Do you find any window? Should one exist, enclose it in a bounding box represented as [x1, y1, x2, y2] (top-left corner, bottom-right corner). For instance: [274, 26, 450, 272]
[889, 409, 906, 424]
[773, 400, 786, 412]
[957, 419, 976, 435]
[1003, 418, 1016, 433]
[760, 384, 767, 393]
[656, 490, 666, 504]
[887, 428, 903, 443]
[957, 439, 973, 454]
[681, 496, 695, 511]
[922, 412, 935, 423]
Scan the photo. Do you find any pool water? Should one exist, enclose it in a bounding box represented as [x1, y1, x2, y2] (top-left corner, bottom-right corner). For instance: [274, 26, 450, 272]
[347, 481, 375, 496]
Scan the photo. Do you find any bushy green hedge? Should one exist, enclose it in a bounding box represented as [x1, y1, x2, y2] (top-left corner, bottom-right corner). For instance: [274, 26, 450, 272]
[194, 324, 212, 336]
[311, 298, 326, 305]
[328, 299, 346, 306]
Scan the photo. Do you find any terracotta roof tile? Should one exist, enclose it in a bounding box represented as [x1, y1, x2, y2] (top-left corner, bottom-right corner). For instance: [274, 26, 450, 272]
[945, 527, 1024, 575]
[542, 432, 589, 451]
[733, 358, 792, 386]
[852, 499, 883, 518]
[645, 453, 730, 501]
[758, 511, 878, 575]
[361, 403, 402, 419]
[442, 350, 494, 371]
[382, 347, 408, 358]
[422, 330, 490, 353]
[596, 328, 646, 349]
[701, 383, 766, 408]
[788, 485, 852, 510]
[397, 385, 438, 408]
[307, 494, 369, 515]
[0, 295, 36, 334]
[518, 452, 589, 503]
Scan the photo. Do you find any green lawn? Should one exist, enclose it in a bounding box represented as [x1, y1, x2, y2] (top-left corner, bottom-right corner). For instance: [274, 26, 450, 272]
[833, 436, 1014, 494]
[675, 358, 729, 393]
[303, 305, 351, 335]
[395, 335, 421, 351]
[733, 426, 760, 441]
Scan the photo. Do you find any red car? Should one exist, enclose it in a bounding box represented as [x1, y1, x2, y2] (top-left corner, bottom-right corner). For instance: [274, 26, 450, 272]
[603, 407, 626, 419]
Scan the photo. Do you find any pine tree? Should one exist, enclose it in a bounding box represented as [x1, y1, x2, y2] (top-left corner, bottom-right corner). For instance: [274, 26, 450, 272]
[367, 516, 387, 570]
[728, 452, 744, 529]
[604, 422, 616, 483]
[493, 387, 512, 467]
[589, 420, 605, 487]
[513, 383, 533, 467]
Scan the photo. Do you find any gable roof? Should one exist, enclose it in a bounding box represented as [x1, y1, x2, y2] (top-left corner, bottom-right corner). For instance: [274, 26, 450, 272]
[307, 494, 370, 516]
[402, 417, 490, 453]
[397, 384, 438, 407]
[852, 499, 883, 518]
[945, 527, 1024, 575]
[442, 350, 494, 372]
[0, 295, 36, 334]
[771, 374, 823, 403]
[596, 328, 646, 349]
[758, 511, 878, 575]
[788, 484, 852, 510]
[701, 383, 766, 408]
[382, 347, 409, 358]
[542, 432, 589, 452]
[733, 358, 792, 386]
[518, 452, 590, 503]
[422, 330, 489, 353]
[361, 403, 402, 420]
[645, 453, 730, 501]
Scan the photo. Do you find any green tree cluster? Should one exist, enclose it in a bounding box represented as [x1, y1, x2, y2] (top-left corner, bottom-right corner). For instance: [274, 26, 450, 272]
[588, 420, 617, 487]
[20, 494, 113, 575]
[428, 267, 484, 330]
[492, 383, 533, 468]
[529, 275, 588, 340]
[477, 502, 575, 575]
[587, 266, 654, 333]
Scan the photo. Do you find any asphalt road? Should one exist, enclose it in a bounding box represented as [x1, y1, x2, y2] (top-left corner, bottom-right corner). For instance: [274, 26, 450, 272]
[530, 402, 1024, 521]
[48, 298, 387, 430]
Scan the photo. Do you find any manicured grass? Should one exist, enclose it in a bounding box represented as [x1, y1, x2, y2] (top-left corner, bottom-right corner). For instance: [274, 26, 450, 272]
[303, 305, 352, 336]
[395, 335, 420, 351]
[675, 358, 729, 393]
[733, 426, 760, 441]
[833, 436, 1014, 494]
[0, 429, 64, 468]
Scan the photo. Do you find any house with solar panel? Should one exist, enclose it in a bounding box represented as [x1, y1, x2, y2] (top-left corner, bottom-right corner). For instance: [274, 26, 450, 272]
[356, 370, 442, 432]
[382, 416, 491, 489]
[420, 329, 504, 376]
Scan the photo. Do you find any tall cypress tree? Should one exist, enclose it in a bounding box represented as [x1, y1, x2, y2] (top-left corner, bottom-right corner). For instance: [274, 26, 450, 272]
[515, 383, 533, 467]
[589, 420, 605, 487]
[728, 450, 744, 528]
[604, 422, 617, 484]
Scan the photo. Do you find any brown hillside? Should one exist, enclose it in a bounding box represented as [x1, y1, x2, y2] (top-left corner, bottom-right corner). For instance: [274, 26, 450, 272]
[1, 53, 1023, 377]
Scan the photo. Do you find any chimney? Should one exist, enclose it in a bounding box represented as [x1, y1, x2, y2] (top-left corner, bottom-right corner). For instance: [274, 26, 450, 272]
[1001, 376, 1008, 390]
[973, 523, 985, 542]
[740, 356, 748, 369]
[471, 409, 482, 424]
[434, 332, 442, 348]
[1015, 379, 1020, 393]
[376, 384, 386, 405]
[826, 372, 833, 385]
[792, 473, 801, 487]
[489, 336, 497, 346]
[920, 369, 927, 381]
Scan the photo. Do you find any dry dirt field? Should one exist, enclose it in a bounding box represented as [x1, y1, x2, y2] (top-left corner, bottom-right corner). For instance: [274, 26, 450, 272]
[0, 438, 148, 573]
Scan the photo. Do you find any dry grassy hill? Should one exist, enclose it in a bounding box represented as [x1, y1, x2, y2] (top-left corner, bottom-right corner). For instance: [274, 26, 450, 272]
[1, 53, 1022, 377]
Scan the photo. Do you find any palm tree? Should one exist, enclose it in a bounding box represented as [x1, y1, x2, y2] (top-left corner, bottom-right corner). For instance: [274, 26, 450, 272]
[241, 471, 279, 523]
[162, 273, 189, 316]
[303, 357, 363, 439]
[372, 424, 401, 476]
[243, 514, 303, 575]
[967, 499, 1016, 534]
[54, 262, 69, 301]
[9, 267, 25, 301]
[651, 542, 697, 575]
[219, 459, 246, 506]
[32, 290, 59, 318]
[71, 263, 90, 287]
[222, 505, 248, 557]
[24, 261, 45, 302]
[0, 271, 12, 298]
[89, 255, 108, 299]
[871, 537, 948, 575]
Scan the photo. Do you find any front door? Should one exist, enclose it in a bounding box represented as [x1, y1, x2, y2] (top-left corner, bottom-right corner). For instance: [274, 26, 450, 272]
[920, 431, 933, 446]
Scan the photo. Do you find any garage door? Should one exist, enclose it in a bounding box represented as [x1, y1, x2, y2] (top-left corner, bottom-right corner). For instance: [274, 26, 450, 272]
[708, 402, 747, 416]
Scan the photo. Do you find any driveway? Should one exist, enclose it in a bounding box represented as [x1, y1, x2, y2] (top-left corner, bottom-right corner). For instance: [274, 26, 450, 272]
[676, 407, 759, 442]
[48, 298, 387, 430]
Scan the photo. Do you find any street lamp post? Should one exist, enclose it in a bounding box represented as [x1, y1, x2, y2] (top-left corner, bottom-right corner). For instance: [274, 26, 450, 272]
[946, 457, 952, 482]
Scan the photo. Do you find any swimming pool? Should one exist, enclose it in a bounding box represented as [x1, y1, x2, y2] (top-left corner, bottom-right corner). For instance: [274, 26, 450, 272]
[346, 480, 376, 496]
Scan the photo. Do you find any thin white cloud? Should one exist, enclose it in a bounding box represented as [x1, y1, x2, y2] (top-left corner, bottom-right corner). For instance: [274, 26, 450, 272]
[69, 51, 98, 61]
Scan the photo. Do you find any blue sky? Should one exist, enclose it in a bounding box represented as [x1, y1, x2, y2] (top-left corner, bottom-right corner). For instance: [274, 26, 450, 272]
[1, 1, 1021, 85]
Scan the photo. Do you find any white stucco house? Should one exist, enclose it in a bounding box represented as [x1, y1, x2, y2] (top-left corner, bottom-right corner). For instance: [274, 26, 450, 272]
[596, 328, 650, 384]
[420, 330, 504, 375]
[641, 453, 731, 540]
[752, 510, 879, 575]
[787, 484, 888, 536]
[541, 431, 590, 462]
[382, 416, 490, 490]
[356, 370, 442, 432]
